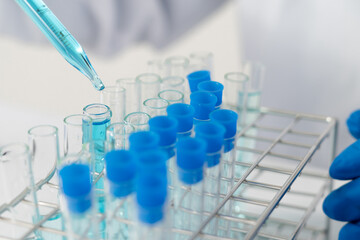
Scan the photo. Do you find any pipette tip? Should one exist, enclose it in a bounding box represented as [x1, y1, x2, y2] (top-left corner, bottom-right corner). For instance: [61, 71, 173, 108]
[92, 76, 105, 91]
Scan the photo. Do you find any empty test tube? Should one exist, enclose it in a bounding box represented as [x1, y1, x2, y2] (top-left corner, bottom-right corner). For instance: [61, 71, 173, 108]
[174, 137, 206, 234]
[105, 150, 137, 240]
[166, 103, 195, 138]
[163, 56, 189, 77]
[187, 70, 211, 93]
[143, 98, 169, 117]
[100, 86, 126, 123]
[106, 122, 135, 151]
[59, 163, 98, 240]
[161, 76, 185, 92]
[189, 51, 214, 74]
[63, 114, 92, 156]
[190, 91, 217, 125]
[124, 112, 151, 131]
[116, 77, 139, 114]
[158, 90, 184, 105]
[136, 73, 161, 111]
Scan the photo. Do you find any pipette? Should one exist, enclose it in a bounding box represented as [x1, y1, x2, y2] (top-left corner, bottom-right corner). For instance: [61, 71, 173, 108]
[15, 0, 105, 91]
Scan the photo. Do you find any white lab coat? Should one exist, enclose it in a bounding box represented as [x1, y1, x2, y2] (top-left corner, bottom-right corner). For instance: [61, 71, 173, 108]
[239, 0, 360, 155]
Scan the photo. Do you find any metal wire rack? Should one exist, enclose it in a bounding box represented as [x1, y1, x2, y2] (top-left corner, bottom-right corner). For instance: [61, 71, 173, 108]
[0, 107, 337, 240]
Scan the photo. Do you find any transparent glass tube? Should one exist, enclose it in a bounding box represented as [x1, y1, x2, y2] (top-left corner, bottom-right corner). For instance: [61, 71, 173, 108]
[64, 114, 92, 156]
[136, 73, 161, 111]
[147, 59, 164, 76]
[161, 76, 185, 91]
[158, 90, 184, 105]
[0, 143, 40, 238]
[143, 98, 169, 117]
[116, 77, 139, 114]
[100, 86, 126, 123]
[106, 122, 135, 150]
[224, 72, 249, 125]
[188, 51, 213, 74]
[124, 112, 151, 131]
[28, 125, 62, 239]
[163, 56, 190, 77]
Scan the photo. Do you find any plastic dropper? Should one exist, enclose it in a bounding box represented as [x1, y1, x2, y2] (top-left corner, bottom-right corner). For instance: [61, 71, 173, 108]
[15, 0, 105, 91]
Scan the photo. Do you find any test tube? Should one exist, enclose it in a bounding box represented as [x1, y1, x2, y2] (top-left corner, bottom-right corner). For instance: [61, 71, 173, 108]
[223, 72, 249, 125]
[143, 98, 169, 117]
[187, 70, 211, 93]
[131, 174, 168, 240]
[198, 81, 224, 109]
[158, 90, 184, 105]
[136, 73, 161, 111]
[129, 131, 160, 154]
[116, 77, 139, 114]
[100, 86, 126, 123]
[190, 91, 217, 125]
[161, 76, 185, 92]
[166, 103, 195, 138]
[28, 125, 61, 239]
[0, 143, 39, 238]
[174, 137, 206, 235]
[194, 122, 225, 234]
[124, 112, 151, 131]
[106, 122, 135, 151]
[63, 114, 92, 156]
[105, 150, 137, 240]
[163, 56, 189, 77]
[59, 163, 98, 240]
[147, 59, 164, 76]
[188, 51, 213, 74]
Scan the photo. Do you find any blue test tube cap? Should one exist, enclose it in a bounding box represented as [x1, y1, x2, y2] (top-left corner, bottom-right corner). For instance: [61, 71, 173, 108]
[210, 109, 238, 152]
[105, 150, 137, 198]
[166, 103, 195, 134]
[195, 122, 225, 167]
[176, 137, 206, 185]
[190, 91, 217, 120]
[136, 174, 167, 224]
[129, 131, 160, 153]
[198, 81, 224, 107]
[136, 150, 168, 177]
[347, 110, 360, 139]
[59, 163, 92, 214]
[149, 116, 178, 146]
[187, 70, 211, 92]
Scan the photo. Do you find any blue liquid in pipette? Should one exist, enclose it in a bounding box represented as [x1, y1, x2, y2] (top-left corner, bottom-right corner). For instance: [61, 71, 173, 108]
[15, 0, 104, 91]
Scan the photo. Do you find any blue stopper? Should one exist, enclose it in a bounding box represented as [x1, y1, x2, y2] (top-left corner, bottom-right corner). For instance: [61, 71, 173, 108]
[136, 150, 167, 177]
[195, 122, 225, 167]
[190, 91, 217, 120]
[210, 109, 238, 152]
[129, 131, 160, 153]
[176, 137, 206, 184]
[149, 116, 178, 146]
[166, 103, 195, 134]
[105, 150, 137, 198]
[347, 110, 360, 139]
[136, 174, 167, 224]
[59, 163, 92, 214]
[198, 81, 224, 107]
[187, 70, 211, 92]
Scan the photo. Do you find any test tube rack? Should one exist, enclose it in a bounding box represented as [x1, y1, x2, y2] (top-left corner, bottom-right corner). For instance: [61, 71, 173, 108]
[0, 106, 337, 240]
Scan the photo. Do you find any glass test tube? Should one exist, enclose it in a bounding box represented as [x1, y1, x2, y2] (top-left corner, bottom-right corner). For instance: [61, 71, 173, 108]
[136, 73, 161, 111]
[158, 90, 184, 105]
[124, 112, 151, 131]
[188, 51, 213, 74]
[187, 70, 211, 93]
[224, 72, 249, 125]
[100, 86, 126, 123]
[116, 77, 139, 114]
[190, 91, 217, 125]
[0, 143, 39, 238]
[147, 59, 164, 76]
[163, 56, 189, 77]
[143, 98, 169, 117]
[63, 114, 92, 156]
[105, 150, 137, 240]
[161, 76, 185, 92]
[198, 81, 224, 110]
[174, 137, 206, 235]
[59, 163, 98, 240]
[106, 122, 135, 151]
[28, 125, 62, 239]
[166, 103, 195, 138]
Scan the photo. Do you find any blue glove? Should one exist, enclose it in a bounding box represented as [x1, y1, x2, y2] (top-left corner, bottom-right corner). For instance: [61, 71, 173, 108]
[323, 110, 360, 240]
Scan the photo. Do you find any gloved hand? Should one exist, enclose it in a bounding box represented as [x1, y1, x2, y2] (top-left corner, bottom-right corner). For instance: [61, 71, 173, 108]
[323, 110, 360, 239]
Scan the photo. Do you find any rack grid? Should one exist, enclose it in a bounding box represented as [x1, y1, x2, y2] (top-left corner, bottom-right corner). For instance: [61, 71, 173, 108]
[0, 106, 337, 240]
